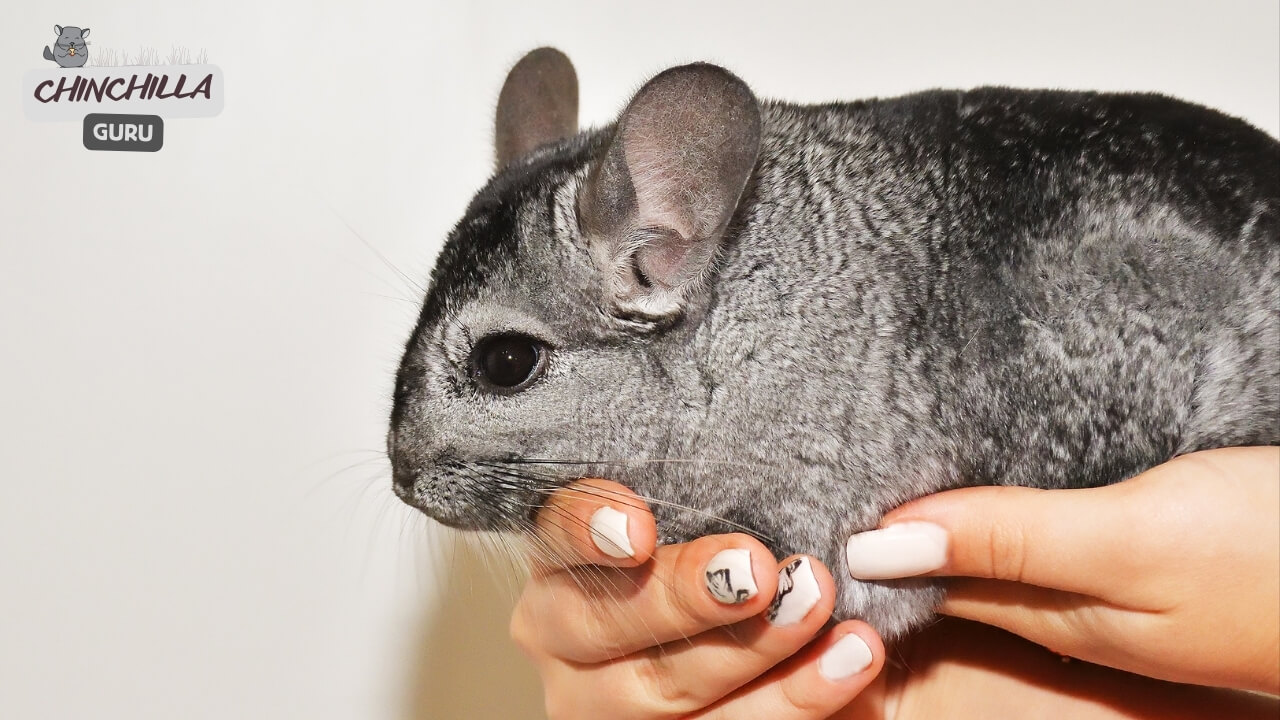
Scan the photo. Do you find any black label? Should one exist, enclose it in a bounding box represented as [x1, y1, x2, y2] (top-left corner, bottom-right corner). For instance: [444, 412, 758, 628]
[83, 113, 164, 152]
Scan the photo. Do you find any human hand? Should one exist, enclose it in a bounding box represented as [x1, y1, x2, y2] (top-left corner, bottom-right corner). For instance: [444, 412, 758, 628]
[509, 479, 886, 719]
[843, 618, 1278, 720]
[844, 446, 1280, 694]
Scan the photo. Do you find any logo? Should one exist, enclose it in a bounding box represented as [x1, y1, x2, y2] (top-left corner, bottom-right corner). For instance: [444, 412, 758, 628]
[43, 25, 91, 68]
[83, 113, 164, 152]
[25, 24, 224, 151]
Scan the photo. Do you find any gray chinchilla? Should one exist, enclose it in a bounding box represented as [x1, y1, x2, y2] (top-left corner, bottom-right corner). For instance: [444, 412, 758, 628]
[388, 47, 1279, 638]
[43, 25, 90, 68]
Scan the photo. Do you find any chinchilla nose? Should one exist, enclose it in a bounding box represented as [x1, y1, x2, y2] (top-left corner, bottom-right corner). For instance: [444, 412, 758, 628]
[388, 429, 416, 490]
[392, 463, 416, 491]
[387, 426, 445, 493]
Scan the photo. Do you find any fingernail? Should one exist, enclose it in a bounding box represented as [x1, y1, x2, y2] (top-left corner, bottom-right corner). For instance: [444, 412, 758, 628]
[589, 507, 635, 559]
[845, 522, 948, 580]
[704, 548, 758, 604]
[819, 634, 874, 681]
[766, 557, 821, 626]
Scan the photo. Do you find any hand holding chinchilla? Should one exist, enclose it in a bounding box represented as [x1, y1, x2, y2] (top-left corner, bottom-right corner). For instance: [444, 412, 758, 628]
[388, 46, 1279, 640]
[510, 450, 1278, 719]
[851, 445, 1280, 695]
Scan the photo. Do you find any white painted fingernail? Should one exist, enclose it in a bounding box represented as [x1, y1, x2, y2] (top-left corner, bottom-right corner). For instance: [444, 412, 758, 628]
[705, 549, 758, 604]
[845, 522, 948, 580]
[589, 507, 634, 559]
[819, 634, 874, 681]
[766, 557, 821, 626]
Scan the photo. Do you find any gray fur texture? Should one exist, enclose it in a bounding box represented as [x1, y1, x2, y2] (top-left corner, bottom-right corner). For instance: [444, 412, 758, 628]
[44, 25, 90, 68]
[389, 49, 1280, 638]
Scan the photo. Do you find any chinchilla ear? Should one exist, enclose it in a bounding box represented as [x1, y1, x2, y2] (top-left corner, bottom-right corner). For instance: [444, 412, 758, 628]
[54, 25, 63, 34]
[495, 47, 578, 168]
[579, 63, 761, 317]
[82, 28, 90, 38]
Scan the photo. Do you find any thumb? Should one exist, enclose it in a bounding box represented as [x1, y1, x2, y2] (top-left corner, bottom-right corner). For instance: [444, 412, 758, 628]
[528, 478, 657, 575]
[844, 483, 1146, 599]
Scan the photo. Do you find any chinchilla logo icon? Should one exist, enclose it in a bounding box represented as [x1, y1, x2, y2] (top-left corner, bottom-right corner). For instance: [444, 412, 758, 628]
[43, 25, 91, 68]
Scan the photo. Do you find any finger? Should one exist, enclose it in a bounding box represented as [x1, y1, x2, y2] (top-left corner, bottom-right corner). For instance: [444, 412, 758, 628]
[939, 577, 1149, 669]
[538, 555, 838, 719]
[512, 535, 782, 664]
[844, 483, 1148, 599]
[693, 622, 884, 720]
[529, 478, 657, 573]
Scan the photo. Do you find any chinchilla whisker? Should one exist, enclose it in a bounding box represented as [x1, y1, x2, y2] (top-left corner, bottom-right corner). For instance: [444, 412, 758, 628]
[534, 507, 646, 579]
[525, 512, 626, 587]
[482, 532, 527, 602]
[525, 515, 675, 652]
[552, 489, 772, 545]
[361, 291, 422, 306]
[525, 511, 592, 567]
[327, 468, 397, 536]
[461, 461, 561, 501]
[304, 456, 391, 502]
[439, 450, 733, 646]
[330, 206, 428, 297]
[471, 532, 499, 592]
[360, 488, 401, 586]
[505, 530, 545, 574]
[460, 463, 757, 642]
[533, 505, 703, 616]
[468, 532, 498, 597]
[541, 503, 636, 561]
[306, 447, 392, 466]
[476, 461, 775, 543]
[506, 457, 787, 472]
[517, 522, 566, 573]
[395, 506, 419, 591]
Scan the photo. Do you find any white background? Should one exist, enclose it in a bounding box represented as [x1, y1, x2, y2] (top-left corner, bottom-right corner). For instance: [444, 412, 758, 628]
[2, 2, 1277, 718]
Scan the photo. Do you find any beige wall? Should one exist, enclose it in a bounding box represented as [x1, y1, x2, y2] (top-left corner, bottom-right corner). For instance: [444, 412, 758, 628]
[2, 1, 1277, 718]
[405, 543, 545, 720]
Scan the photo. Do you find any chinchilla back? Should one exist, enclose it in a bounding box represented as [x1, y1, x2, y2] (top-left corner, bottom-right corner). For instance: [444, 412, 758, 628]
[652, 90, 1278, 632]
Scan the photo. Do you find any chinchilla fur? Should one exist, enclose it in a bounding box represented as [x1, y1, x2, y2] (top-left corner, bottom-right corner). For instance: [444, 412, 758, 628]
[389, 48, 1279, 638]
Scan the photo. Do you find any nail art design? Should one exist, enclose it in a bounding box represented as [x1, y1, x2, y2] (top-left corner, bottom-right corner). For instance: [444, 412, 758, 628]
[704, 548, 757, 604]
[766, 557, 820, 626]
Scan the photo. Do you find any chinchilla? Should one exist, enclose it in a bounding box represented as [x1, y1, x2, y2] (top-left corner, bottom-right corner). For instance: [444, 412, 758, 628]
[43, 25, 90, 68]
[388, 47, 1280, 638]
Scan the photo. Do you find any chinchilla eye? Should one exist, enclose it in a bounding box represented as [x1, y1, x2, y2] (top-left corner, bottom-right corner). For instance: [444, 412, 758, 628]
[470, 333, 547, 392]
